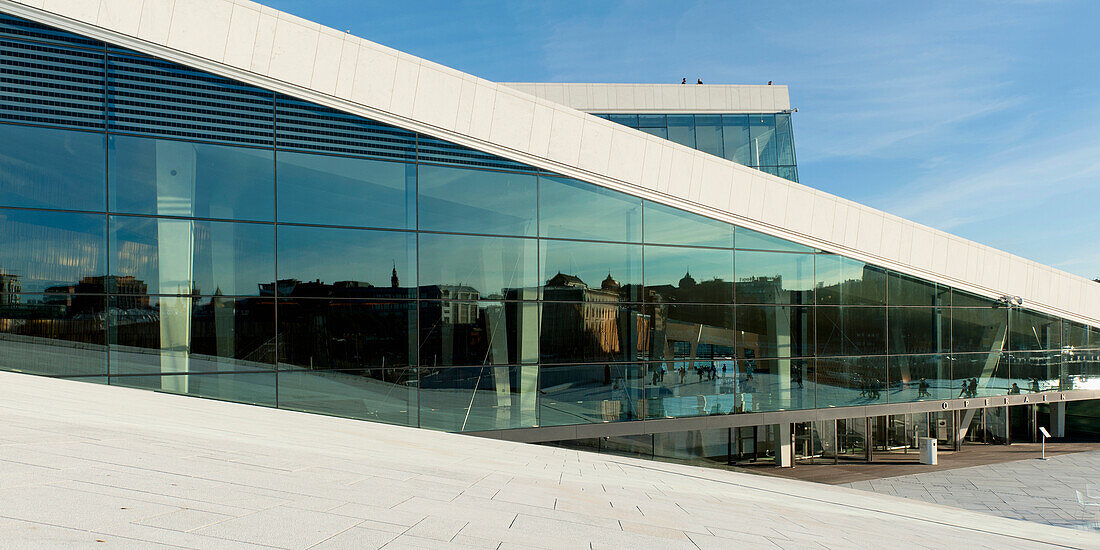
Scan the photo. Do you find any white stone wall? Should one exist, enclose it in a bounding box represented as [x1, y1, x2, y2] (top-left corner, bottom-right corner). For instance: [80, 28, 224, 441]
[5, 0, 1100, 327]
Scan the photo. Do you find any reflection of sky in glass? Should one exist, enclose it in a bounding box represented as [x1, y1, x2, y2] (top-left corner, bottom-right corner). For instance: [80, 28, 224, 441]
[0, 208, 105, 292]
[643, 201, 732, 248]
[815, 254, 863, 290]
[277, 225, 415, 289]
[540, 240, 641, 289]
[0, 124, 106, 211]
[110, 216, 275, 296]
[735, 250, 813, 290]
[419, 233, 537, 298]
[418, 165, 536, 237]
[539, 175, 640, 243]
[108, 136, 274, 221]
[644, 245, 732, 287]
[736, 227, 812, 252]
[278, 151, 414, 230]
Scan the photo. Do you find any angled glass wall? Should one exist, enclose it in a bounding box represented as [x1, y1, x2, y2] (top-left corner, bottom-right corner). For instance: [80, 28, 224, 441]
[0, 12, 1096, 434]
[595, 113, 798, 182]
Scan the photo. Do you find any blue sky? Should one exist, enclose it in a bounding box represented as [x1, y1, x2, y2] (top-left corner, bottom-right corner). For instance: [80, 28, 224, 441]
[264, 1, 1100, 279]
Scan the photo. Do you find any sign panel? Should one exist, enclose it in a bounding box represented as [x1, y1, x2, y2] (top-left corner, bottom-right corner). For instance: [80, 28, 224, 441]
[1039, 426, 1051, 438]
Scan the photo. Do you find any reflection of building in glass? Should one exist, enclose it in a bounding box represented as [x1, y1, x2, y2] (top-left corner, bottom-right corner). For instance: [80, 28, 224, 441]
[0, 6, 1098, 469]
[0, 273, 20, 300]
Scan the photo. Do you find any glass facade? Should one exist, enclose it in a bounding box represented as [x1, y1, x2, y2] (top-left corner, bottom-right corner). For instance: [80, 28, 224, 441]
[595, 113, 798, 182]
[0, 13, 1097, 435]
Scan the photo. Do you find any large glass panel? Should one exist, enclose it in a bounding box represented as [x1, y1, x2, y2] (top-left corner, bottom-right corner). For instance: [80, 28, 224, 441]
[110, 372, 276, 406]
[888, 271, 947, 307]
[737, 358, 814, 412]
[644, 245, 733, 304]
[108, 295, 275, 375]
[0, 208, 106, 293]
[748, 114, 777, 167]
[734, 250, 813, 304]
[735, 305, 813, 359]
[777, 166, 798, 182]
[419, 300, 538, 366]
[815, 356, 887, 407]
[276, 298, 416, 370]
[637, 114, 666, 129]
[816, 306, 886, 356]
[643, 200, 733, 248]
[540, 240, 642, 302]
[108, 135, 275, 221]
[721, 115, 751, 165]
[637, 126, 668, 139]
[418, 366, 538, 431]
[418, 233, 537, 300]
[952, 352, 1011, 397]
[816, 255, 887, 305]
[775, 113, 796, 166]
[646, 304, 735, 362]
[888, 308, 949, 355]
[539, 363, 643, 426]
[0, 124, 106, 211]
[608, 114, 638, 127]
[735, 227, 813, 252]
[952, 307, 1008, 353]
[1008, 351, 1063, 393]
[694, 115, 723, 157]
[666, 115, 696, 148]
[952, 289, 1000, 308]
[889, 354, 952, 401]
[277, 225, 416, 298]
[539, 175, 641, 243]
[110, 216, 274, 296]
[653, 428, 731, 465]
[0, 295, 106, 377]
[645, 360, 737, 418]
[278, 368, 417, 426]
[1063, 321, 1089, 348]
[417, 165, 536, 237]
[277, 151, 415, 230]
[539, 303, 646, 364]
[1009, 309, 1060, 351]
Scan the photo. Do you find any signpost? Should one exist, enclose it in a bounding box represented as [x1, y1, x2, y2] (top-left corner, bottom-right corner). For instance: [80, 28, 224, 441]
[1039, 426, 1051, 460]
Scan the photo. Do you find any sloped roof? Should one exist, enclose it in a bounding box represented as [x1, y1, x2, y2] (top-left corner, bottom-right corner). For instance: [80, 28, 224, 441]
[0, 371, 1093, 548]
[2, 0, 1097, 327]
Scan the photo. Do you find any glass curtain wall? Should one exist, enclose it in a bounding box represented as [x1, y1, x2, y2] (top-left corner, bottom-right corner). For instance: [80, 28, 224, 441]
[1, 12, 1097, 434]
[595, 113, 798, 182]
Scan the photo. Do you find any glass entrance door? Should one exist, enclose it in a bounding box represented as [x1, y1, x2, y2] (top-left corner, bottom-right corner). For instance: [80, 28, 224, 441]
[837, 418, 868, 462]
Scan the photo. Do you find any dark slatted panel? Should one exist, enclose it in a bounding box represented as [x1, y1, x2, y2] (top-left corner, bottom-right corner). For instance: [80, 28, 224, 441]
[107, 49, 273, 146]
[275, 94, 416, 162]
[417, 134, 537, 173]
[0, 38, 104, 129]
[0, 12, 102, 49]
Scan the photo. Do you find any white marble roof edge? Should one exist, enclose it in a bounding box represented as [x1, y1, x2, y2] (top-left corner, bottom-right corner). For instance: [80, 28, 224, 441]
[502, 82, 792, 113]
[4, 0, 1099, 327]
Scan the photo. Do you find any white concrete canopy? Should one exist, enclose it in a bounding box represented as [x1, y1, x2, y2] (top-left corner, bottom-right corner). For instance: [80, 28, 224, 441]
[2, 0, 1098, 327]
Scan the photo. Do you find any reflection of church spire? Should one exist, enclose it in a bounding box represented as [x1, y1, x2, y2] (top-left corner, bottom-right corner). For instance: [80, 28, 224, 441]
[391, 261, 399, 288]
[678, 270, 697, 289]
[601, 271, 621, 291]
